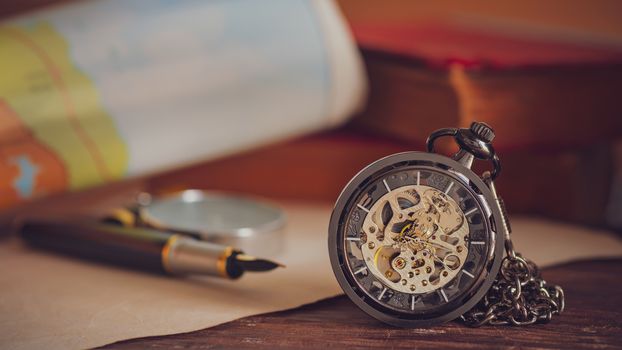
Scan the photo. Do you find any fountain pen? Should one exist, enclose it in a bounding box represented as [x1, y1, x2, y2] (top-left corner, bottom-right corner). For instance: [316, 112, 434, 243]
[19, 219, 283, 279]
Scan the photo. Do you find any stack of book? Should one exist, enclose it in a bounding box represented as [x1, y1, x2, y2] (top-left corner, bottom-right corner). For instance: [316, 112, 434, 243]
[349, 22, 622, 227]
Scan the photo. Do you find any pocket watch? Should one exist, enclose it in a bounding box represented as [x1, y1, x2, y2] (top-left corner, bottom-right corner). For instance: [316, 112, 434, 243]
[328, 122, 564, 327]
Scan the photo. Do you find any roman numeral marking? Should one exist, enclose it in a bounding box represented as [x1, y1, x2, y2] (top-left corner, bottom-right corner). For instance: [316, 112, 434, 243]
[470, 241, 486, 245]
[378, 287, 387, 300]
[444, 181, 454, 194]
[383, 179, 391, 192]
[464, 207, 477, 216]
[440, 289, 449, 302]
[357, 204, 370, 213]
[411, 295, 416, 310]
[346, 237, 360, 241]
[462, 270, 475, 278]
[354, 266, 367, 275]
[416, 171, 421, 185]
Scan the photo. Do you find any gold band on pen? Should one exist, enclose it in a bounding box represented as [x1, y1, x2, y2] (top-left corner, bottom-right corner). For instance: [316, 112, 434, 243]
[217, 246, 234, 278]
[106, 208, 137, 227]
[161, 234, 180, 274]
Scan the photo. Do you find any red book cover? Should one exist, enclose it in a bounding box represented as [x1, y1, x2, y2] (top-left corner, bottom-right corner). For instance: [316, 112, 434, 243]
[353, 22, 622, 69]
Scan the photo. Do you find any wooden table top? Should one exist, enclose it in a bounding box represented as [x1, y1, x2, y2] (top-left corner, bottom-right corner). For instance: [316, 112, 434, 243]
[102, 259, 622, 349]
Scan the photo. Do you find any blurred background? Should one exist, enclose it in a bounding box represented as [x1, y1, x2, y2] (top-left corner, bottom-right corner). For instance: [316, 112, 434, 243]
[1, 0, 622, 230]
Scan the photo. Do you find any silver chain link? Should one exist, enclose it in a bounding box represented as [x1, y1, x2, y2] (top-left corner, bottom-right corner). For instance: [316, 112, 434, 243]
[461, 173, 565, 327]
[461, 253, 565, 326]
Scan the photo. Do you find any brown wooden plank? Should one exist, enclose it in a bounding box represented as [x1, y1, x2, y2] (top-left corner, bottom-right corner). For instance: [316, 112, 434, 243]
[101, 259, 622, 349]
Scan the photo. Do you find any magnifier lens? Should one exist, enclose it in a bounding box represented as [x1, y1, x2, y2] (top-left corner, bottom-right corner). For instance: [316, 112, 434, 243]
[141, 190, 285, 256]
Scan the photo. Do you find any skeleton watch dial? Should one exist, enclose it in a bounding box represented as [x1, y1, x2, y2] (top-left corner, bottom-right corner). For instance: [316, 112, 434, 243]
[329, 152, 504, 327]
[361, 182, 469, 295]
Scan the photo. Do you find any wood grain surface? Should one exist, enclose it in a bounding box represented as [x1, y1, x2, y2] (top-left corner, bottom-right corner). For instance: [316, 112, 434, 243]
[101, 259, 622, 349]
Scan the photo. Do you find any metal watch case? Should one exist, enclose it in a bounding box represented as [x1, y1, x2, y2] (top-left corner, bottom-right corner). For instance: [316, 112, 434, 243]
[328, 151, 505, 327]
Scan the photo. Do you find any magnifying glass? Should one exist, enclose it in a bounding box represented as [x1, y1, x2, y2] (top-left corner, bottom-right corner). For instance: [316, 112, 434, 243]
[108, 190, 286, 257]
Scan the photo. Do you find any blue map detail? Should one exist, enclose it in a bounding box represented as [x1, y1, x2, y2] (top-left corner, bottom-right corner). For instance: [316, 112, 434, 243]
[10, 155, 39, 199]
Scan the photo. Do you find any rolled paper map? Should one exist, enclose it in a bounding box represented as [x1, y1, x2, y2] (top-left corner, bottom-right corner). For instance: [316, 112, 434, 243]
[0, 0, 366, 209]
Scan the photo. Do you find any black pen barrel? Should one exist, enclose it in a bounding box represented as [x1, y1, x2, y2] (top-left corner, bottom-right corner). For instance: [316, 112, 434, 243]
[20, 219, 172, 274]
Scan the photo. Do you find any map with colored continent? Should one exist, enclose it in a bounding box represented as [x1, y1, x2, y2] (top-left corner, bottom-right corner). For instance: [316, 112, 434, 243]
[0, 0, 360, 211]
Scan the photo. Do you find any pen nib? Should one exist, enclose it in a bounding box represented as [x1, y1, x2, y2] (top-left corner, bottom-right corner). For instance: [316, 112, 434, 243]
[234, 254, 285, 272]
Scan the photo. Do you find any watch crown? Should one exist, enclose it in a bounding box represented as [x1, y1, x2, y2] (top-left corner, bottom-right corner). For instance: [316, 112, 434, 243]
[470, 121, 495, 143]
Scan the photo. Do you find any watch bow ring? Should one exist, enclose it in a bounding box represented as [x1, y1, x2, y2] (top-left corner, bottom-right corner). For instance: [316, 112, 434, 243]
[328, 122, 564, 327]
